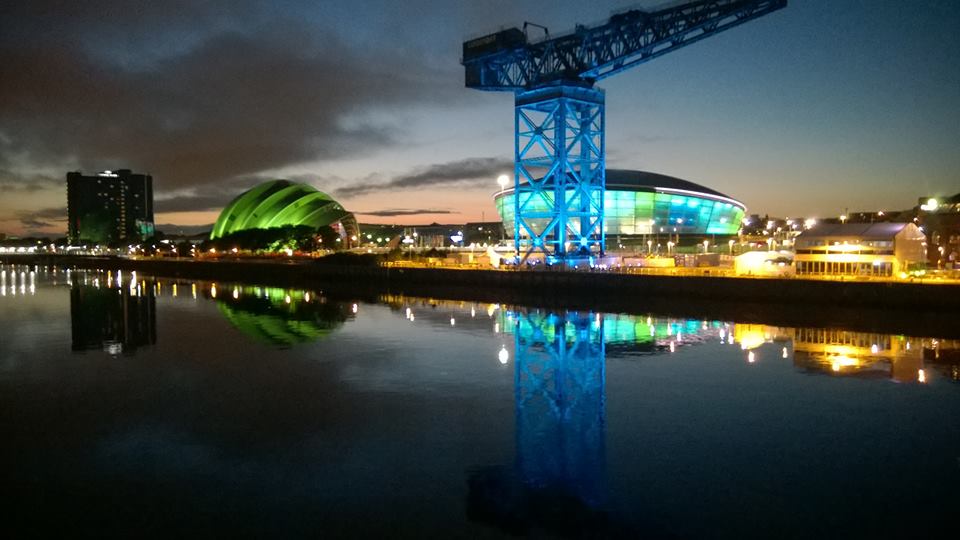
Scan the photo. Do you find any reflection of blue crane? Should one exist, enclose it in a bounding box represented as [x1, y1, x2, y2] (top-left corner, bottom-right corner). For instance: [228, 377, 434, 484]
[462, 0, 787, 263]
[513, 311, 606, 505]
[468, 310, 611, 535]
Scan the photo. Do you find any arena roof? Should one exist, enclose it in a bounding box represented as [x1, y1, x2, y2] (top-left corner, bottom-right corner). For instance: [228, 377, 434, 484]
[210, 180, 357, 240]
[604, 169, 733, 200]
[497, 169, 744, 209]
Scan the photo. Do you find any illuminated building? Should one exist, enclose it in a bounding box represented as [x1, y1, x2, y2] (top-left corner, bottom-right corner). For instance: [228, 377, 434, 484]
[494, 170, 746, 246]
[67, 169, 154, 245]
[210, 180, 358, 240]
[793, 223, 926, 278]
[917, 194, 960, 268]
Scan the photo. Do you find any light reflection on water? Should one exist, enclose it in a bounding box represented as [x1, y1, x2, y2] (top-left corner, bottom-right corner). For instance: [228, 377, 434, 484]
[1, 264, 958, 538]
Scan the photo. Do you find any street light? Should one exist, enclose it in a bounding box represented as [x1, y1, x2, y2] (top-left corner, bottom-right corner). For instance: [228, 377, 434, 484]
[497, 174, 509, 244]
[497, 174, 509, 192]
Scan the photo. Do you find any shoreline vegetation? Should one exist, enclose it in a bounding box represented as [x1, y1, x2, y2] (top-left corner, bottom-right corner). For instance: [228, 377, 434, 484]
[4, 253, 960, 339]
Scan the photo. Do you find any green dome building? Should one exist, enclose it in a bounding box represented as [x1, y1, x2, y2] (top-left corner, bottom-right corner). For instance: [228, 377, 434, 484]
[210, 180, 358, 240]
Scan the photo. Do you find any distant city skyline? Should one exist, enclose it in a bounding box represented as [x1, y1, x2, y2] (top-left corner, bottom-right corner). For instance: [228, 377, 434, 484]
[1, 0, 958, 236]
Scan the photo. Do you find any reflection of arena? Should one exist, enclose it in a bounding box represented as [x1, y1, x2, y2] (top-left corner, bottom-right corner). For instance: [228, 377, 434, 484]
[494, 170, 746, 242]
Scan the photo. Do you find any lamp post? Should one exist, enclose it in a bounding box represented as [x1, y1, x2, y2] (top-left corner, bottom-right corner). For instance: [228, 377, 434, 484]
[497, 174, 509, 244]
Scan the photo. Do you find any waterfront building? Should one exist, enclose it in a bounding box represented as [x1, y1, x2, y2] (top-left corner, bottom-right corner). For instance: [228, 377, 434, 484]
[494, 170, 746, 250]
[67, 169, 155, 245]
[463, 221, 506, 245]
[917, 194, 960, 268]
[793, 223, 926, 278]
[210, 180, 358, 242]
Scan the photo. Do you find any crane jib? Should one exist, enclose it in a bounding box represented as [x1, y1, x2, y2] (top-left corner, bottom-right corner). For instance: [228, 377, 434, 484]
[461, 0, 787, 92]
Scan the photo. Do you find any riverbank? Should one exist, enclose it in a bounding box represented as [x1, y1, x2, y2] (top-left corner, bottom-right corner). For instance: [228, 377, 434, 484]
[4, 253, 960, 338]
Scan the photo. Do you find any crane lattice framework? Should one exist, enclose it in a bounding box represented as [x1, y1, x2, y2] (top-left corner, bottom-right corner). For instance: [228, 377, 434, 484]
[463, 0, 786, 263]
[513, 310, 606, 505]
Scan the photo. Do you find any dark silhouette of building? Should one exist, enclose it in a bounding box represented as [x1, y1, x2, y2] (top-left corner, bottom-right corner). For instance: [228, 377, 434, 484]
[67, 169, 154, 245]
[70, 280, 156, 355]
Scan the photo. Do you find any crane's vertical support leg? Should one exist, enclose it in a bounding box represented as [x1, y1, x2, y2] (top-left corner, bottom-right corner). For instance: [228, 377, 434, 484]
[513, 309, 606, 506]
[515, 85, 605, 264]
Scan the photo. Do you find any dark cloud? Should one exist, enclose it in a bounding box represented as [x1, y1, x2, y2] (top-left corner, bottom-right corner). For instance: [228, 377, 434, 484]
[152, 176, 253, 214]
[153, 174, 328, 214]
[23, 207, 67, 220]
[17, 206, 67, 233]
[18, 219, 59, 232]
[0, 170, 61, 193]
[356, 209, 458, 217]
[336, 157, 512, 197]
[0, 2, 460, 196]
[154, 194, 231, 214]
[154, 223, 214, 236]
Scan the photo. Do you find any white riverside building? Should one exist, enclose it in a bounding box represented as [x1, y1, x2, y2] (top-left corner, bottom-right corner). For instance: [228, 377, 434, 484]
[793, 223, 927, 278]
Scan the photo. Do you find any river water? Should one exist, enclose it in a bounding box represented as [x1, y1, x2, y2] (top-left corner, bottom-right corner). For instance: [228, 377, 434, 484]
[1, 264, 958, 538]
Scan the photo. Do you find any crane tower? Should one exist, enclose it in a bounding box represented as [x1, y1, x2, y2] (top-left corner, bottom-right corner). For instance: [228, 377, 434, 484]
[462, 0, 786, 263]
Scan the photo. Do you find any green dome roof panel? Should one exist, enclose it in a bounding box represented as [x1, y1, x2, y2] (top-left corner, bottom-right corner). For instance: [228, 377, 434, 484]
[210, 180, 356, 239]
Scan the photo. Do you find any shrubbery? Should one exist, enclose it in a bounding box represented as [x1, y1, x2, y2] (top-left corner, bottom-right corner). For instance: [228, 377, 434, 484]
[202, 225, 340, 253]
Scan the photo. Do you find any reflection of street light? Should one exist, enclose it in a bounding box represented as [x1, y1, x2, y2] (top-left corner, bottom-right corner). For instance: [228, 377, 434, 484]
[702, 240, 709, 253]
[839, 214, 848, 224]
[646, 240, 652, 254]
[728, 239, 735, 255]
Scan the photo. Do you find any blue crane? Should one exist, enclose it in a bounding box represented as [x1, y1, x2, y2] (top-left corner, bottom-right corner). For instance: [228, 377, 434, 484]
[463, 0, 787, 263]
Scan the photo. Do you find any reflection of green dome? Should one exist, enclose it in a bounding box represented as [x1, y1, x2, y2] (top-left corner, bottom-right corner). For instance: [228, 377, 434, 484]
[210, 180, 358, 240]
[216, 287, 349, 346]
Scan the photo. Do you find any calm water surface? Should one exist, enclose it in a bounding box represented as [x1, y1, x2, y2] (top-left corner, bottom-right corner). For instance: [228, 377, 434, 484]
[1, 264, 958, 538]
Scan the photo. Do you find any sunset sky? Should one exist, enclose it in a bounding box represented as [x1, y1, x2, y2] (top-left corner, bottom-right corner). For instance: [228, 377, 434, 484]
[1, 0, 958, 237]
